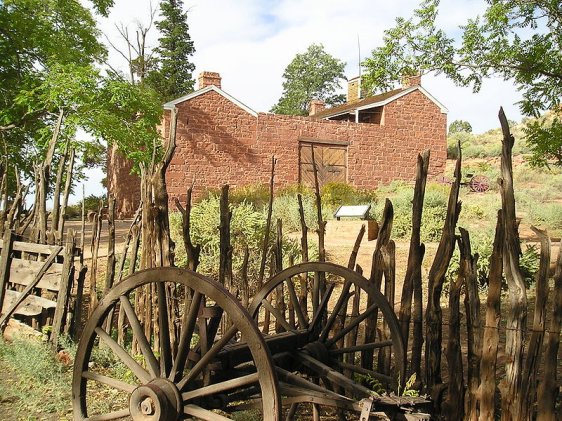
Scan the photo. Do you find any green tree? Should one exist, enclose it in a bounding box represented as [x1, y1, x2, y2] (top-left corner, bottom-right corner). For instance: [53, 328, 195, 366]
[0, 0, 163, 198]
[271, 44, 346, 116]
[448, 120, 472, 134]
[362, 0, 562, 166]
[146, 0, 196, 102]
[0, 0, 107, 184]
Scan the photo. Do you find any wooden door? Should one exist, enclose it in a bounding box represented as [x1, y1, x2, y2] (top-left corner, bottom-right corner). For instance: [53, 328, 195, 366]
[299, 142, 347, 187]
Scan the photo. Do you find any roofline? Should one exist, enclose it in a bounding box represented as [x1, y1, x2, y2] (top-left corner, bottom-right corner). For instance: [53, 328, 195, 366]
[163, 85, 258, 117]
[319, 86, 448, 119]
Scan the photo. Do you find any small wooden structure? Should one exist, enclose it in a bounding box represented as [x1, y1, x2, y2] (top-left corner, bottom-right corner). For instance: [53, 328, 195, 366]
[0, 229, 78, 345]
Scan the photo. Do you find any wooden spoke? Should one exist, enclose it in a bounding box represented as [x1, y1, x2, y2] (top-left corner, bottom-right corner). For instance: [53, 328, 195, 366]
[182, 372, 259, 401]
[296, 351, 373, 398]
[157, 282, 172, 377]
[261, 299, 296, 333]
[309, 283, 335, 334]
[286, 403, 299, 421]
[335, 361, 394, 385]
[328, 340, 393, 355]
[184, 404, 232, 421]
[319, 280, 353, 342]
[85, 408, 130, 421]
[178, 324, 238, 390]
[119, 295, 159, 378]
[326, 301, 379, 347]
[285, 279, 308, 329]
[169, 291, 202, 382]
[82, 371, 136, 393]
[95, 327, 151, 383]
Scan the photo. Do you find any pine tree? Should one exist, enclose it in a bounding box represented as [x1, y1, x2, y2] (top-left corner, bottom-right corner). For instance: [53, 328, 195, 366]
[147, 0, 195, 102]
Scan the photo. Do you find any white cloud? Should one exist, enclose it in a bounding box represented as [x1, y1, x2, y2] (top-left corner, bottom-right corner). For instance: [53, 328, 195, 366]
[99, 0, 524, 132]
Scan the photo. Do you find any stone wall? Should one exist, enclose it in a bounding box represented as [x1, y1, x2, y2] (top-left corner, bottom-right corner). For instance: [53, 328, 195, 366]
[109, 87, 446, 217]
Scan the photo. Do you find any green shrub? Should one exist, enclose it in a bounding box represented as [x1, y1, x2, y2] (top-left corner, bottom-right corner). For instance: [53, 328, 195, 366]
[320, 182, 377, 207]
[446, 231, 540, 292]
[65, 194, 106, 220]
[170, 194, 316, 296]
[376, 182, 447, 242]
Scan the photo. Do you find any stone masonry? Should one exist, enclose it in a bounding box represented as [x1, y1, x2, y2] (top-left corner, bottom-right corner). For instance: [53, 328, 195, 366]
[108, 73, 447, 217]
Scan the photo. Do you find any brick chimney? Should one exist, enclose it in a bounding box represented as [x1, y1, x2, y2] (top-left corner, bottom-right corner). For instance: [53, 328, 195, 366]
[347, 76, 369, 103]
[309, 99, 326, 116]
[198, 71, 222, 89]
[401, 74, 422, 88]
[347, 76, 361, 103]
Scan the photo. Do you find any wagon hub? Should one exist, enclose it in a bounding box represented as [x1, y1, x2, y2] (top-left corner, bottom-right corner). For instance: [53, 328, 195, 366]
[303, 341, 330, 364]
[129, 378, 182, 421]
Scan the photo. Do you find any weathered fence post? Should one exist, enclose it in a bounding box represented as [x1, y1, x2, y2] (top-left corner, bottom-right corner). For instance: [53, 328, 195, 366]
[477, 211, 504, 420]
[399, 150, 429, 380]
[537, 240, 562, 421]
[425, 146, 462, 389]
[497, 108, 528, 421]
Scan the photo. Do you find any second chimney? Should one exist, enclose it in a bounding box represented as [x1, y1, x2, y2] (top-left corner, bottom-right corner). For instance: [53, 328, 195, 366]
[198, 71, 222, 89]
[309, 99, 326, 116]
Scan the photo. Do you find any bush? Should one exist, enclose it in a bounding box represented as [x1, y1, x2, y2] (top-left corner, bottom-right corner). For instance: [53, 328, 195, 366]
[320, 182, 377, 207]
[376, 182, 447, 242]
[65, 194, 106, 220]
[170, 194, 316, 296]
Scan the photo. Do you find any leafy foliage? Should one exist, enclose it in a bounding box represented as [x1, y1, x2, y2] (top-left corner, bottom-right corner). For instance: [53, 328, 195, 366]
[363, 0, 562, 166]
[271, 44, 346, 116]
[146, 0, 196, 102]
[449, 120, 472, 134]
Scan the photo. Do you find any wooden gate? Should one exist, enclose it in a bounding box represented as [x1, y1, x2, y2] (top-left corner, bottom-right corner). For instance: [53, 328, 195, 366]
[299, 142, 347, 187]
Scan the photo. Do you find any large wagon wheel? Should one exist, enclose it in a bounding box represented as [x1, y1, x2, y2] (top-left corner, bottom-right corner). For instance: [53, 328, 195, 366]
[469, 175, 490, 192]
[73, 267, 281, 421]
[248, 262, 405, 416]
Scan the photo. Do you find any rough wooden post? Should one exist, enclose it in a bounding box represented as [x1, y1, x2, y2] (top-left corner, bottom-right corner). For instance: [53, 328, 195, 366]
[258, 156, 276, 285]
[443, 234, 463, 421]
[520, 226, 550, 420]
[0, 229, 13, 316]
[363, 199, 393, 372]
[399, 150, 429, 380]
[50, 231, 75, 347]
[424, 146, 462, 389]
[347, 225, 365, 270]
[297, 193, 309, 311]
[104, 195, 116, 296]
[497, 108, 527, 421]
[174, 181, 200, 272]
[57, 148, 75, 243]
[50, 139, 69, 236]
[461, 228, 481, 421]
[477, 211, 504, 420]
[88, 204, 102, 316]
[537, 240, 562, 421]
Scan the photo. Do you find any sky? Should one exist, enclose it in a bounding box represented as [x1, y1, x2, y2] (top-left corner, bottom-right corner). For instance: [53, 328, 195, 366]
[81, 0, 525, 201]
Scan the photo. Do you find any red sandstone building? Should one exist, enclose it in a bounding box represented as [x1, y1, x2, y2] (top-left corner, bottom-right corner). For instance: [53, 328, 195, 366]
[108, 71, 447, 217]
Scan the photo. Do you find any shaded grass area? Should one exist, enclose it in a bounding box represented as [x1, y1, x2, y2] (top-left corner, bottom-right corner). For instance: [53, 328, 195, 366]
[0, 338, 73, 420]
